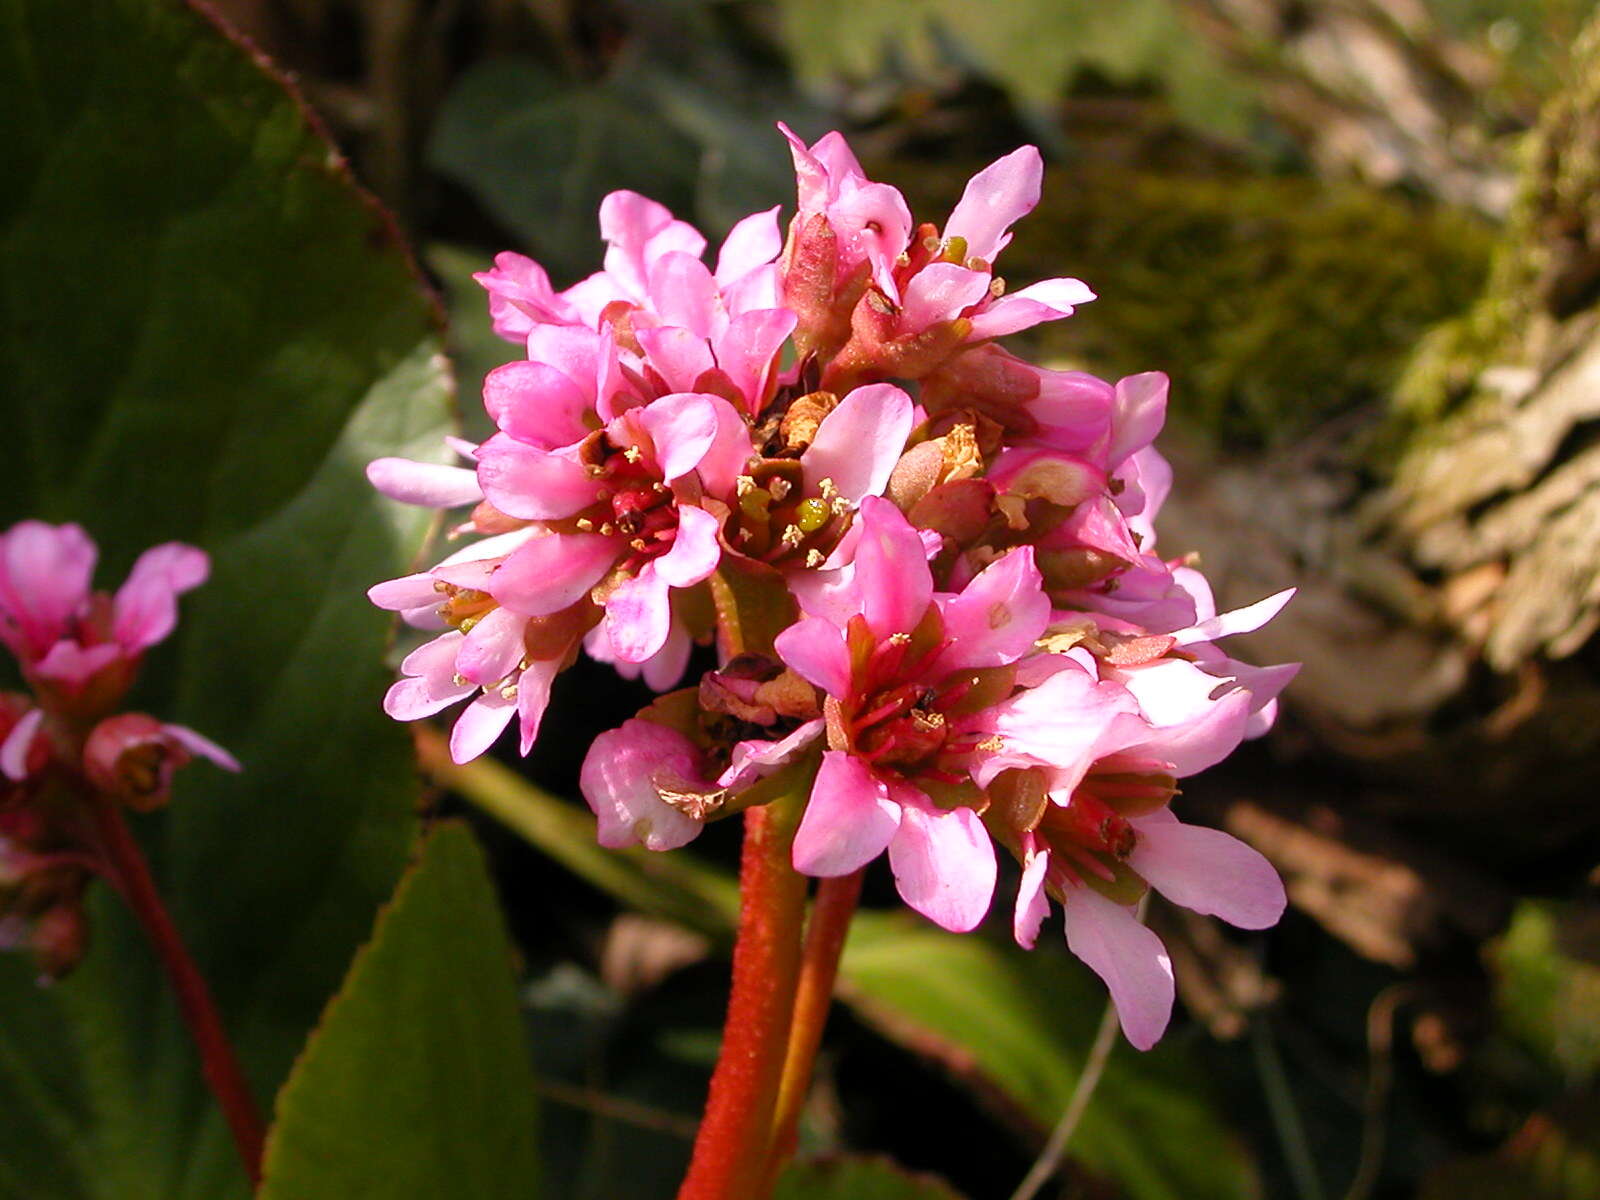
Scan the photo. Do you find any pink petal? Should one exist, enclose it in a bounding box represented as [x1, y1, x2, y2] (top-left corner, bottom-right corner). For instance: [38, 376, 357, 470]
[773, 616, 852, 698]
[476, 436, 596, 521]
[580, 719, 708, 851]
[163, 723, 241, 772]
[474, 251, 574, 339]
[33, 640, 121, 686]
[808, 129, 866, 184]
[801, 383, 914, 504]
[456, 605, 528, 686]
[382, 675, 466, 722]
[366, 457, 484, 508]
[482, 361, 593, 449]
[1031, 367, 1116, 454]
[1062, 886, 1174, 1051]
[779, 122, 839, 215]
[386, 632, 474, 720]
[399, 629, 465, 681]
[111, 542, 209, 652]
[695, 395, 760, 498]
[488, 533, 616, 617]
[792, 751, 902, 876]
[649, 252, 722, 340]
[933, 546, 1050, 673]
[636, 394, 719, 482]
[1107, 372, 1169, 471]
[719, 718, 824, 791]
[0, 521, 96, 652]
[832, 177, 914, 297]
[1013, 836, 1052, 949]
[1171, 589, 1295, 646]
[899, 262, 992, 332]
[887, 793, 997, 933]
[562, 270, 631, 329]
[516, 656, 563, 754]
[722, 263, 780, 317]
[601, 567, 672, 664]
[1129, 815, 1286, 930]
[1130, 687, 1253, 778]
[655, 505, 722, 589]
[638, 326, 716, 394]
[599, 191, 702, 296]
[714, 308, 796, 412]
[368, 573, 444, 612]
[853, 496, 933, 638]
[448, 691, 518, 763]
[714, 206, 783, 285]
[525, 326, 607, 403]
[966, 277, 1095, 340]
[639, 615, 692, 692]
[975, 666, 1141, 789]
[0, 707, 44, 781]
[943, 145, 1043, 263]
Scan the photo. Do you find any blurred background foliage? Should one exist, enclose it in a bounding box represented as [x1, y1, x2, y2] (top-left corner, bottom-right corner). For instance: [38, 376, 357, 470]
[8, 0, 1600, 1196]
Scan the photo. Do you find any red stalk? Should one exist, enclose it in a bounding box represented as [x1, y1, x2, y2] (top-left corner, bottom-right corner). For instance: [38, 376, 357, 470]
[88, 797, 265, 1186]
[676, 801, 809, 1200]
[764, 868, 864, 1179]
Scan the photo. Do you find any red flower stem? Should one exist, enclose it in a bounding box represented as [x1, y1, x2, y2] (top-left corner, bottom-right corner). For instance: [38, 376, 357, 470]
[677, 800, 809, 1200]
[87, 796, 265, 1186]
[763, 868, 864, 1182]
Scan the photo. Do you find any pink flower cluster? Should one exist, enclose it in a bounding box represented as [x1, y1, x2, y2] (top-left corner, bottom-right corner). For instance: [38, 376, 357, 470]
[370, 128, 1296, 1047]
[0, 521, 236, 975]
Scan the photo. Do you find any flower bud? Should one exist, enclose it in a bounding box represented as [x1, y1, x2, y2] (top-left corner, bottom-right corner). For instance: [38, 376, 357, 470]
[83, 713, 190, 811]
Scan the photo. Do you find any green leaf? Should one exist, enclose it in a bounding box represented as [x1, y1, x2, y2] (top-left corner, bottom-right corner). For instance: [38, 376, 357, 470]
[775, 1154, 968, 1200]
[840, 914, 1261, 1200]
[428, 46, 802, 279]
[774, 0, 1257, 141]
[421, 733, 740, 940]
[429, 56, 701, 281]
[1492, 899, 1600, 1086]
[0, 0, 451, 1194]
[258, 824, 540, 1199]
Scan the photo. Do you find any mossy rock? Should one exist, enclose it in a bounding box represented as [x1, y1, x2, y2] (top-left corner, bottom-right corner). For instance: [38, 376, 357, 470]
[891, 160, 1493, 451]
[1392, 13, 1600, 441]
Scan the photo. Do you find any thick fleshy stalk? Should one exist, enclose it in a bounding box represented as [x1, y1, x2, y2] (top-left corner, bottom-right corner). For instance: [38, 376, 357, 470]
[677, 798, 809, 1200]
[764, 868, 864, 1182]
[87, 796, 264, 1184]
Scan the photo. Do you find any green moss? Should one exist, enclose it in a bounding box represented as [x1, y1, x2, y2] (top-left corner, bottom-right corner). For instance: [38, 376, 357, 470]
[895, 160, 1493, 450]
[1392, 13, 1600, 444]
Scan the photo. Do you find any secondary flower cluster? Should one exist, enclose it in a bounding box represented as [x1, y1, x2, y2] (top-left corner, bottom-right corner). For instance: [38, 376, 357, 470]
[0, 521, 236, 977]
[370, 127, 1296, 1047]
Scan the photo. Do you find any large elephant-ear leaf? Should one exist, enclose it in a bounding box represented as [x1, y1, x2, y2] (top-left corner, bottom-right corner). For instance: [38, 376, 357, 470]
[0, 0, 453, 1194]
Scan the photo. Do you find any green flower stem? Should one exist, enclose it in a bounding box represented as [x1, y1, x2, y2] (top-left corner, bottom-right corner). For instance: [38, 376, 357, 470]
[764, 868, 864, 1183]
[87, 795, 265, 1186]
[677, 797, 809, 1200]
